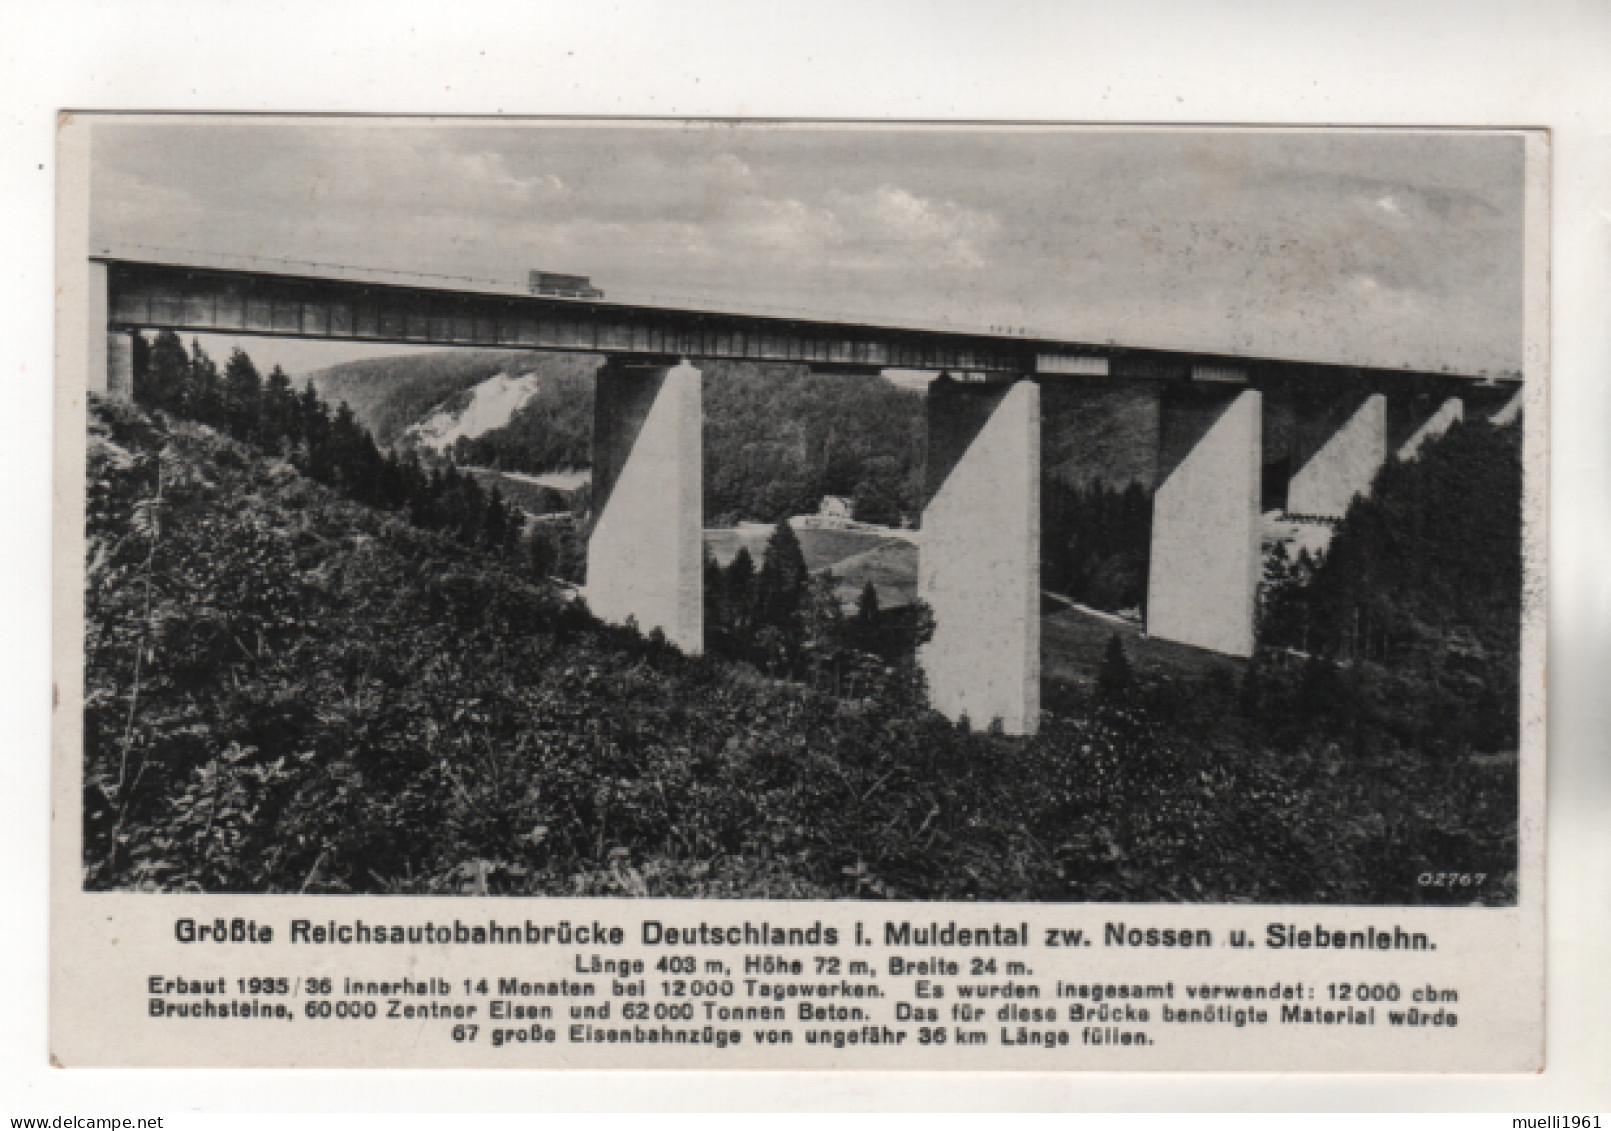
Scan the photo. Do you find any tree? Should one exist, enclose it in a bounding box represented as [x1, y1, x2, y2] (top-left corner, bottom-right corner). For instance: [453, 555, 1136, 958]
[724, 545, 756, 621]
[1096, 632, 1135, 703]
[803, 572, 844, 651]
[482, 486, 509, 555]
[222, 348, 263, 443]
[851, 456, 904, 526]
[707, 544, 757, 653]
[530, 525, 559, 580]
[755, 518, 810, 646]
[186, 339, 225, 426]
[702, 549, 728, 644]
[505, 499, 526, 558]
[293, 384, 333, 482]
[261, 365, 296, 453]
[1042, 478, 1153, 613]
[889, 599, 935, 661]
[855, 577, 880, 623]
[848, 578, 881, 654]
[1258, 542, 1318, 651]
[135, 330, 190, 415]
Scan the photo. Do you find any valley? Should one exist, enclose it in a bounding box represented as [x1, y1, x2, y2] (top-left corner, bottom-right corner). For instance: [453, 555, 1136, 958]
[87, 332, 1523, 904]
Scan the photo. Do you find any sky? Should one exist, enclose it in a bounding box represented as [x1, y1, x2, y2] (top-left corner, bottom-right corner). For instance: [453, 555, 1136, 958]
[89, 120, 1526, 378]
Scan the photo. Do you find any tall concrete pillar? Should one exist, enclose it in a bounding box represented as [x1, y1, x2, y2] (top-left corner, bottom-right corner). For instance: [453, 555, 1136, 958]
[1490, 387, 1524, 426]
[586, 358, 703, 654]
[87, 259, 135, 401]
[106, 331, 136, 402]
[919, 376, 1040, 735]
[1288, 391, 1386, 518]
[1397, 396, 1463, 461]
[1147, 385, 1261, 657]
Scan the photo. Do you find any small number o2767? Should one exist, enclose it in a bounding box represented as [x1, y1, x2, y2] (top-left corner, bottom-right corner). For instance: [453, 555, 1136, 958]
[1417, 872, 1485, 887]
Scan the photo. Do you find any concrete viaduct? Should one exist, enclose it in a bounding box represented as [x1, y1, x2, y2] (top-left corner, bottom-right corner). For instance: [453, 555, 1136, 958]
[86, 253, 1523, 735]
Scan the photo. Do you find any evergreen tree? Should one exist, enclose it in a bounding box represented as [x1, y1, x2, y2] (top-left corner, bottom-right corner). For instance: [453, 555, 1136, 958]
[221, 348, 263, 443]
[804, 571, 844, 651]
[1041, 477, 1153, 614]
[130, 332, 151, 405]
[894, 599, 936, 661]
[855, 577, 880, 623]
[1096, 632, 1135, 703]
[186, 339, 225, 426]
[802, 572, 846, 688]
[482, 486, 509, 554]
[702, 549, 728, 642]
[755, 518, 809, 636]
[530, 525, 559, 580]
[294, 384, 333, 481]
[261, 365, 296, 453]
[850, 578, 881, 654]
[724, 546, 757, 632]
[505, 497, 525, 557]
[137, 330, 190, 413]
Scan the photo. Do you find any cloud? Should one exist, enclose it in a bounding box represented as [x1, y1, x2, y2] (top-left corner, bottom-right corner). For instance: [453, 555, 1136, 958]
[828, 185, 1001, 268]
[711, 152, 752, 181]
[87, 123, 1525, 374]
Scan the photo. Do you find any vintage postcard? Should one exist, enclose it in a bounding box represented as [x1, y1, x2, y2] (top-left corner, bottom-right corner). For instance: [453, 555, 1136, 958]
[51, 116, 1548, 1070]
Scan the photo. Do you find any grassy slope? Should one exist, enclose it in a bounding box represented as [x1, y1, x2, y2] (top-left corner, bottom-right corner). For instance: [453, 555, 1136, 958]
[83, 399, 1518, 904]
[1041, 603, 1242, 692]
[703, 526, 920, 610]
[823, 540, 920, 609]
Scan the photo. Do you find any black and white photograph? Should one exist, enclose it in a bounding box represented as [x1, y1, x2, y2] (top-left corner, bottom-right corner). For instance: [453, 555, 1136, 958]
[75, 119, 1535, 908]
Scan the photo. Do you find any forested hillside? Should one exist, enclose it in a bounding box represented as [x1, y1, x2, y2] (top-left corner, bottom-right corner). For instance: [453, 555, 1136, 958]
[306, 350, 571, 447]
[1042, 382, 1159, 491]
[1258, 417, 1523, 756]
[446, 371, 595, 471]
[698, 363, 924, 525]
[1042, 479, 1153, 614]
[304, 351, 927, 527]
[133, 331, 527, 555]
[1038, 384, 1160, 614]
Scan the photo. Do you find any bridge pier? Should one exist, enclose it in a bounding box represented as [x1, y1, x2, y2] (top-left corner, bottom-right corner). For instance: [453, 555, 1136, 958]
[1396, 395, 1464, 462]
[586, 358, 704, 654]
[919, 375, 1040, 735]
[1147, 384, 1261, 657]
[1490, 387, 1524, 426]
[1288, 388, 1386, 519]
[87, 261, 134, 402]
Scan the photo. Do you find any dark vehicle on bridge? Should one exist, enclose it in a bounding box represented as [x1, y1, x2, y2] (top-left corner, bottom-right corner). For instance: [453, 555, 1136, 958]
[528, 270, 604, 299]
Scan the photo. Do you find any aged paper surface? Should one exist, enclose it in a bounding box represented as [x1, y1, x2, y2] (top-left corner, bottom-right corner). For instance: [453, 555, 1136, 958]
[51, 115, 1548, 1072]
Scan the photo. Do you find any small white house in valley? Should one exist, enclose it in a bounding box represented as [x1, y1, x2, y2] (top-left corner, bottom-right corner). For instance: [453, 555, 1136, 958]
[818, 495, 853, 523]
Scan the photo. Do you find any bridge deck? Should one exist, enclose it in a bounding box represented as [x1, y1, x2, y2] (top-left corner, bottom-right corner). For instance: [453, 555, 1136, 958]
[93, 254, 1516, 385]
